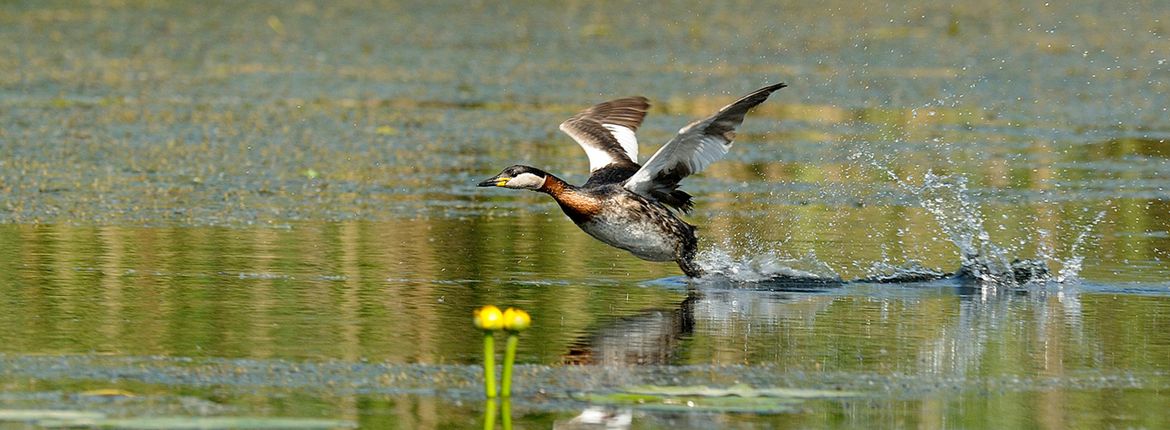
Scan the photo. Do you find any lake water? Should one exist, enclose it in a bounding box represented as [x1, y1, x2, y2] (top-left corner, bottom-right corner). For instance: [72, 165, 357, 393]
[2, 1, 1169, 428]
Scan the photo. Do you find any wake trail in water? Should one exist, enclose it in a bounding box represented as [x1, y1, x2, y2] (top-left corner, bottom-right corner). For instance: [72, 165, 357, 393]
[694, 246, 842, 284]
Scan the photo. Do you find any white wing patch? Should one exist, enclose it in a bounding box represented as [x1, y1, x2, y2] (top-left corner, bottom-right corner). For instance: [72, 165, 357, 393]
[602, 124, 639, 162]
[577, 141, 622, 172]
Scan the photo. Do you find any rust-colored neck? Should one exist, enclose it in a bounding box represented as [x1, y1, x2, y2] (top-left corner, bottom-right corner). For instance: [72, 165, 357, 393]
[538, 175, 601, 223]
[538, 174, 567, 197]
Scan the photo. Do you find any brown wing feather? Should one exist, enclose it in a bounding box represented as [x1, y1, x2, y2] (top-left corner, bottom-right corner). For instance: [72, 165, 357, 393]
[559, 97, 650, 174]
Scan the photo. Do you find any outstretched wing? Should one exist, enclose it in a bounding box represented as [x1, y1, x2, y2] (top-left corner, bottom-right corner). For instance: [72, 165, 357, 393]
[623, 83, 786, 212]
[559, 96, 650, 174]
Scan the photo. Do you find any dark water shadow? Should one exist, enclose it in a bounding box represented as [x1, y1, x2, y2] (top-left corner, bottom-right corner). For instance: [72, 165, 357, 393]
[563, 293, 698, 366]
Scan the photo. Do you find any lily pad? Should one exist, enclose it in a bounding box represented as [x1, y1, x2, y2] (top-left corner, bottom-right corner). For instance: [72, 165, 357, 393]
[574, 384, 861, 414]
[575, 391, 802, 413]
[88, 416, 356, 429]
[625, 384, 860, 399]
[0, 409, 106, 422]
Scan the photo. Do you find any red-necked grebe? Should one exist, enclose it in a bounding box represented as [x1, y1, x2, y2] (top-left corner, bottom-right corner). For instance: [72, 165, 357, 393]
[479, 83, 786, 277]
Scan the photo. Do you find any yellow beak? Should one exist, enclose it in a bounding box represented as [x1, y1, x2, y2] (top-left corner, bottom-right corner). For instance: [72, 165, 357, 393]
[478, 176, 511, 187]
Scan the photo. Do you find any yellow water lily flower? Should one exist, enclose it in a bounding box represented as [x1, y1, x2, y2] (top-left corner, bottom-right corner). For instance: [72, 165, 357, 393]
[503, 307, 531, 332]
[474, 305, 504, 331]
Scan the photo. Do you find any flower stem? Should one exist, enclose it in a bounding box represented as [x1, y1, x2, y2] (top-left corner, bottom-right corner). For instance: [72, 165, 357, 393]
[501, 398, 513, 430]
[483, 332, 496, 398]
[501, 333, 519, 397]
[483, 398, 498, 430]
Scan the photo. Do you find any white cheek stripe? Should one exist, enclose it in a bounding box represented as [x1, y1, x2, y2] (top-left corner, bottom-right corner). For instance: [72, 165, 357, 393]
[508, 172, 545, 188]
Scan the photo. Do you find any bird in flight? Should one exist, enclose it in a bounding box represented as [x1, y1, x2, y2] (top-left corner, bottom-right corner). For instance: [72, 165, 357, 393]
[479, 83, 786, 277]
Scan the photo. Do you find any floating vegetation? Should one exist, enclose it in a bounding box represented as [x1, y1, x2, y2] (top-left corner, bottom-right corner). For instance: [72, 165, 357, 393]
[0, 409, 106, 425]
[574, 384, 860, 414]
[0, 410, 354, 429]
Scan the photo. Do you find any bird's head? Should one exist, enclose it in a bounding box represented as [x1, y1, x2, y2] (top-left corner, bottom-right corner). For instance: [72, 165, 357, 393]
[477, 165, 549, 190]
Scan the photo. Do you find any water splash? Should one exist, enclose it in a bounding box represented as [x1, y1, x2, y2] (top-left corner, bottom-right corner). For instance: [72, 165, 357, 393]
[695, 165, 1076, 287]
[855, 152, 1103, 286]
[1038, 209, 1108, 283]
[898, 170, 1023, 283]
[700, 126, 1105, 287]
[695, 245, 840, 284]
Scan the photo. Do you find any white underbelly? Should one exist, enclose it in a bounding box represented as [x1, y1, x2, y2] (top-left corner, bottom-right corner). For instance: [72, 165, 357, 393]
[579, 214, 678, 262]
